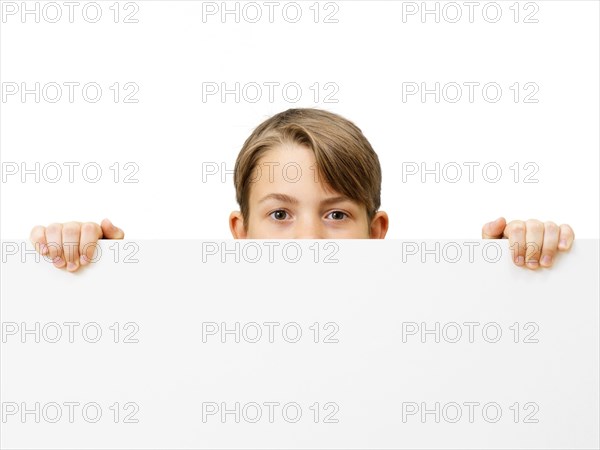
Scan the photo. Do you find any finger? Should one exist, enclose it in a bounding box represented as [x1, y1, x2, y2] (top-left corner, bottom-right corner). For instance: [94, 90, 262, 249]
[30, 225, 48, 256]
[79, 222, 102, 266]
[558, 224, 575, 251]
[524, 219, 544, 269]
[62, 221, 81, 272]
[100, 218, 125, 239]
[540, 221, 560, 268]
[481, 217, 506, 239]
[45, 223, 65, 268]
[506, 220, 526, 266]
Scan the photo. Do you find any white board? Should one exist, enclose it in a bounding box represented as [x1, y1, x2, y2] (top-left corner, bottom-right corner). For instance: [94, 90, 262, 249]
[1, 239, 598, 449]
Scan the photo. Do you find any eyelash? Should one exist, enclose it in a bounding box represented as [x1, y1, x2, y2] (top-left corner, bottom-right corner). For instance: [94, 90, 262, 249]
[269, 210, 289, 221]
[327, 211, 349, 221]
[268, 209, 349, 221]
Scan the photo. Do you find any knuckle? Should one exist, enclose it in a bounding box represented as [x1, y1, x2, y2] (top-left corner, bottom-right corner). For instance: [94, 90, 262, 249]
[62, 222, 80, 236]
[46, 223, 62, 234]
[510, 220, 526, 235]
[525, 219, 544, 233]
[544, 221, 559, 234]
[81, 222, 100, 236]
[30, 225, 45, 240]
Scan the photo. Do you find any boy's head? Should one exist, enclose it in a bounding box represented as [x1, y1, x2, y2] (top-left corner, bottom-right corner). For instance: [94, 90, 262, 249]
[229, 108, 388, 239]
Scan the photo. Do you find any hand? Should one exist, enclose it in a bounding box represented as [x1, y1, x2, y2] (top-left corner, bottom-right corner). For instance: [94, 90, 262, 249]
[29, 218, 125, 272]
[482, 217, 574, 269]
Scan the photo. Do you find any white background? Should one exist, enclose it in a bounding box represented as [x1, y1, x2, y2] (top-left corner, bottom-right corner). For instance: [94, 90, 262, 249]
[1, 1, 599, 239]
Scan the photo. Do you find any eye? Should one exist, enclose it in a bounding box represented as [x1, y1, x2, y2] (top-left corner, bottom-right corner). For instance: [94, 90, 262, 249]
[327, 211, 347, 220]
[269, 209, 289, 221]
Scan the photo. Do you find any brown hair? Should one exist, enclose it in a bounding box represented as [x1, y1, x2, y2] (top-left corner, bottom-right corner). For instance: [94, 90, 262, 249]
[234, 108, 382, 229]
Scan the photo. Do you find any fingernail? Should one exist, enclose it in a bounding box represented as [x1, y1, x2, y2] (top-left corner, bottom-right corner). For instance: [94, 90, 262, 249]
[40, 244, 48, 255]
[66, 262, 77, 271]
[559, 239, 567, 249]
[80, 255, 89, 266]
[53, 257, 65, 267]
[516, 256, 525, 265]
[527, 260, 539, 268]
[541, 255, 552, 266]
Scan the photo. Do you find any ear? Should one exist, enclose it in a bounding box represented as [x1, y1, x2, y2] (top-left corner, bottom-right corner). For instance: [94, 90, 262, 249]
[229, 211, 247, 239]
[369, 211, 389, 239]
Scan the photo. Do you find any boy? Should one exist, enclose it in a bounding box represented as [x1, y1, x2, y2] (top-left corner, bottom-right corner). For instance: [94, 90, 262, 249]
[29, 108, 575, 272]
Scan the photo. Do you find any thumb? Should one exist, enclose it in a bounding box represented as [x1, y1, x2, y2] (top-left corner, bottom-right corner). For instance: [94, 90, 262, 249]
[482, 217, 506, 239]
[100, 218, 125, 239]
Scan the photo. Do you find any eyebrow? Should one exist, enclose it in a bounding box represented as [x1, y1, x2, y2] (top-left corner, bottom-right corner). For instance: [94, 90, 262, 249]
[258, 193, 352, 207]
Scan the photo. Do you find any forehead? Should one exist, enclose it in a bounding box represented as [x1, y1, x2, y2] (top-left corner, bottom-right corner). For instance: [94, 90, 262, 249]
[256, 142, 314, 167]
[249, 143, 337, 199]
